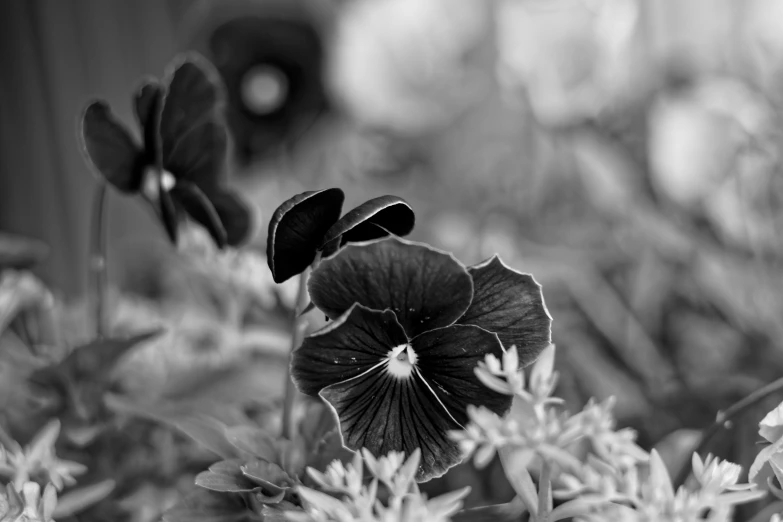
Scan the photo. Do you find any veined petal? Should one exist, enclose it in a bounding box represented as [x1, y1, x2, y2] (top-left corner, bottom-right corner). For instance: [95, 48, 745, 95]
[320, 195, 415, 256]
[458, 256, 552, 365]
[291, 305, 407, 397]
[413, 325, 511, 426]
[133, 79, 164, 162]
[320, 365, 463, 482]
[309, 237, 473, 337]
[80, 101, 144, 193]
[206, 189, 254, 247]
[267, 188, 345, 283]
[159, 54, 229, 187]
[171, 181, 227, 248]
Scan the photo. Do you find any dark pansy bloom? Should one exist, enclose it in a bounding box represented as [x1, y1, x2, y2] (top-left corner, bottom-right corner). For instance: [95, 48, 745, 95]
[292, 237, 552, 481]
[266, 188, 415, 283]
[80, 53, 252, 248]
[182, 0, 332, 165]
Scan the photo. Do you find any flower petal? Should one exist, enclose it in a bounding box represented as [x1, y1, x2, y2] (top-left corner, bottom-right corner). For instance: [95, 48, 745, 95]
[320, 196, 415, 256]
[266, 188, 345, 283]
[134, 79, 165, 161]
[80, 101, 144, 193]
[458, 256, 552, 364]
[172, 181, 228, 248]
[413, 324, 511, 425]
[309, 237, 473, 337]
[207, 190, 254, 247]
[291, 304, 407, 397]
[320, 365, 463, 482]
[160, 54, 229, 186]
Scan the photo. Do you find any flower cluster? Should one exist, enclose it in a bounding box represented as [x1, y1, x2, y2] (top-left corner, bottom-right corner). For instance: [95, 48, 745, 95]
[291, 449, 469, 522]
[451, 344, 766, 521]
[0, 420, 84, 492]
[0, 482, 57, 522]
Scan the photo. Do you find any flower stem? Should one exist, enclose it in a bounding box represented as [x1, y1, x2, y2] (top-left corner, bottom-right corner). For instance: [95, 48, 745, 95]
[281, 269, 310, 440]
[538, 460, 552, 521]
[89, 182, 109, 339]
[673, 375, 783, 489]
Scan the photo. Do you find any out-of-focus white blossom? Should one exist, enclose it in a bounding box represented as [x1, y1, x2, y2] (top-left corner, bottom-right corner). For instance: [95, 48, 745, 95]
[648, 75, 777, 210]
[0, 482, 57, 522]
[496, 0, 641, 126]
[328, 0, 490, 134]
[0, 420, 85, 492]
[634, 450, 765, 521]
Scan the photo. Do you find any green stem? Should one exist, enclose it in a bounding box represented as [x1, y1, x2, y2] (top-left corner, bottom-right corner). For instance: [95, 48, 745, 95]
[89, 183, 109, 339]
[538, 460, 552, 521]
[673, 375, 783, 489]
[281, 269, 310, 440]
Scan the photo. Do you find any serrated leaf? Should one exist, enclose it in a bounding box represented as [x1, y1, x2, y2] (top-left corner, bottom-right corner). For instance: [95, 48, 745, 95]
[266, 189, 345, 283]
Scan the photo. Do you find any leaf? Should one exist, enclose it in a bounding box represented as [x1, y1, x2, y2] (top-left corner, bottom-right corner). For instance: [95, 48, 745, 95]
[196, 460, 260, 493]
[223, 425, 279, 462]
[0, 232, 49, 270]
[241, 459, 292, 494]
[105, 396, 240, 460]
[80, 101, 144, 192]
[320, 196, 415, 256]
[266, 189, 345, 283]
[52, 480, 115, 518]
[30, 330, 162, 385]
[163, 488, 260, 522]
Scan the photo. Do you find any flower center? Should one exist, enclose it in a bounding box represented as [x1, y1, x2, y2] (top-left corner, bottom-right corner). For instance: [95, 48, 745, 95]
[240, 64, 289, 115]
[387, 344, 417, 379]
[142, 168, 176, 200]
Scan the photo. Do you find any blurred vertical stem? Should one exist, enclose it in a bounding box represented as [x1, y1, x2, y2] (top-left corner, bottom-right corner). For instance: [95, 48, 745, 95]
[89, 182, 109, 339]
[281, 268, 310, 439]
[672, 374, 783, 489]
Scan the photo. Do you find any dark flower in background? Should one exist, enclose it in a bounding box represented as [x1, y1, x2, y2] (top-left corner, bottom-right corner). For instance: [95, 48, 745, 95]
[80, 53, 253, 248]
[181, 0, 332, 165]
[292, 237, 552, 481]
[266, 188, 415, 283]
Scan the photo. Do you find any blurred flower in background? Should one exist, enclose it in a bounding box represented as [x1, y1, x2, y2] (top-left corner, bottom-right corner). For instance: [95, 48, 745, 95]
[328, 0, 490, 135]
[181, 0, 335, 166]
[496, 0, 641, 126]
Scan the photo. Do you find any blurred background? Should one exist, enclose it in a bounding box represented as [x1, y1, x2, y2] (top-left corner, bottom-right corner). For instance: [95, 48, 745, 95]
[5, 0, 783, 518]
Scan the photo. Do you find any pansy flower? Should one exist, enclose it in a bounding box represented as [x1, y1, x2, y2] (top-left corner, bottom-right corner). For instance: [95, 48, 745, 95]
[266, 188, 415, 283]
[291, 236, 552, 481]
[80, 53, 252, 248]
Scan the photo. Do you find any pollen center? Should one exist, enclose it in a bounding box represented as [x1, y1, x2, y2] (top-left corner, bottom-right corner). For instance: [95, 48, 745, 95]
[387, 344, 417, 379]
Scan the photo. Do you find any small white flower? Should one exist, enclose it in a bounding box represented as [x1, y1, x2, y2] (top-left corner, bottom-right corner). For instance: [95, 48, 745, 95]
[1, 420, 86, 492]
